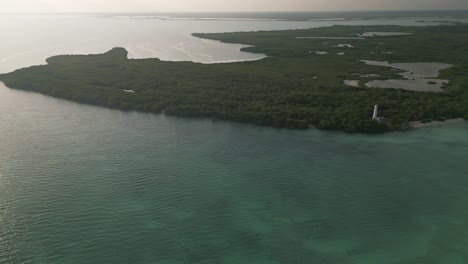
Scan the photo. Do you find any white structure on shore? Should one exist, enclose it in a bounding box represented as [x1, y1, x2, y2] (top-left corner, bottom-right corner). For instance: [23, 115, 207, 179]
[372, 105, 386, 123]
[373, 105, 379, 120]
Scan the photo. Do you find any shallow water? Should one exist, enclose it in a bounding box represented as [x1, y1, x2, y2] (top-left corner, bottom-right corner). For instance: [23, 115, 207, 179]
[362, 61, 453, 77]
[358, 32, 413, 37]
[2, 14, 468, 264]
[334, 44, 355, 48]
[362, 60, 452, 92]
[365, 77, 449, 92]
[344, 80, 360, 87]
[1, 82, 468, 264]
[296, 37, 365, 40]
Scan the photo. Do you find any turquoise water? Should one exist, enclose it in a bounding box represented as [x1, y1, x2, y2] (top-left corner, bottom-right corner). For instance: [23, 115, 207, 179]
[1, 83, 468, 264]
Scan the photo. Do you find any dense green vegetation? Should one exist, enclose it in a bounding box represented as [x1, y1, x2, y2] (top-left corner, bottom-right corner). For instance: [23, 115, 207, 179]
[1, 24, 468, 133]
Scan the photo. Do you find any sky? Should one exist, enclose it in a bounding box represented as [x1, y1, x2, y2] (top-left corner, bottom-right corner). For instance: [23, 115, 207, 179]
[0, 0, 468, 13]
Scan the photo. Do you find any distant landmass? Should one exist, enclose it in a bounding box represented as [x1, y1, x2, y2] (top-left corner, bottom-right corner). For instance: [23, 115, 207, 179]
[1, 24, 467, 133]
[104, 10, 468, 21]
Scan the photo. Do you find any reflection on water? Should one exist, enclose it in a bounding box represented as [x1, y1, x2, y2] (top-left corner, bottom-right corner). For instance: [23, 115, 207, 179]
[0, 14, 455, 74]
[1, 13, 468, 264]
[1, 83, 468, 263]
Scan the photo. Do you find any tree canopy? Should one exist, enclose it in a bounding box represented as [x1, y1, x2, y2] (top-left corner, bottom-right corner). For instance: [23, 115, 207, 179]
[1, 24, 468, 133]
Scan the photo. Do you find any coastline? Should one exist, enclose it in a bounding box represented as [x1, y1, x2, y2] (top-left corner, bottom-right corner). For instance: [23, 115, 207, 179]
[3, 23, 468, 134]
[408, 118, 465, 129]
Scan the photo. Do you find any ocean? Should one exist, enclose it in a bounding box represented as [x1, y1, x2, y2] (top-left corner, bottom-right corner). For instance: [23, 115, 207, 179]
[1, 13, 468, 263]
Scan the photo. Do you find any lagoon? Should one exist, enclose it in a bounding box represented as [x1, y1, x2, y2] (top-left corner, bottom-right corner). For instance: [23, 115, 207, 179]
[357, 31, 413, 37]
[361, 60, 453, 92]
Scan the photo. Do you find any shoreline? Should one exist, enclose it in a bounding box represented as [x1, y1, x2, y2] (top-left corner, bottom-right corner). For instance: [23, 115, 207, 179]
[408, 118, 465, 129]
[2, 78, 466, 134]
[3, 23, 468, 134]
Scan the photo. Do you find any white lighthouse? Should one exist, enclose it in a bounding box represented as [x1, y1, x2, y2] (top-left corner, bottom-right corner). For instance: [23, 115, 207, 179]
[372, 104, 386, 123]
[372, 105, 379, 120]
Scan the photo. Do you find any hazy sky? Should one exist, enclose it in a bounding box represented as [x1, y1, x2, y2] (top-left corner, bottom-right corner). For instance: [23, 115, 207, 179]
[1, 0, 468, 13]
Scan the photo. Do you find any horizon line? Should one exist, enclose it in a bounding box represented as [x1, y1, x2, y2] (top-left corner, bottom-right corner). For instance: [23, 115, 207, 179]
[1, 9, 468, 14]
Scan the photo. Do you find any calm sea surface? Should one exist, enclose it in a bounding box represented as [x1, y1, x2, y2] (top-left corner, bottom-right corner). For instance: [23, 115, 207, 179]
[0, 14, 461, 73]
[1, 14, 468, 264]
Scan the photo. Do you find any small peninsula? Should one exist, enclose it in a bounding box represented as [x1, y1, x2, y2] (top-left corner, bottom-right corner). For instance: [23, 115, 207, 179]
[1, 24, 468, 133]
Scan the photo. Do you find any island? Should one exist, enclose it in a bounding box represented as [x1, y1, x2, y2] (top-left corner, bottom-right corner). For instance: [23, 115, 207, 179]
[1, 24, 467, 133]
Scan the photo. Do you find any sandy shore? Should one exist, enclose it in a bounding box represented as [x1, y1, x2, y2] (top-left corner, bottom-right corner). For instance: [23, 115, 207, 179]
[409, 118, 465, 128]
